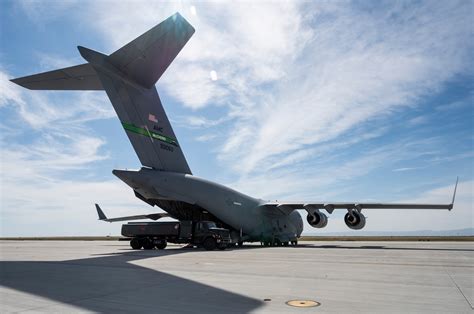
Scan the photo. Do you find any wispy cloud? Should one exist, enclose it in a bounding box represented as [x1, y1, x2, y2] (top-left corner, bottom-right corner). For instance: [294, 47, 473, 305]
[0, 69, 25, 108]
[428, 151, 474, 164]
[15, 0, 80, 24]
[407, 116, 428, 126]
[174, 115, 229, 129]
[436, 97, 473, 111]
[362, 180, 473, 232]
[216, 1, 473, 174]
[36, 52, 82, 71]
[226, 137, 447, 201]
[195, 133, 218, 143]
[392, 167, 421, 172]
[0, 69, 114, 130]
[0, 67, 135, 236]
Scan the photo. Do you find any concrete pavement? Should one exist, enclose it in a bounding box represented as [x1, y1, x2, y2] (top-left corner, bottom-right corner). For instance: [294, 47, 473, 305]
[1, 240, 472, 313]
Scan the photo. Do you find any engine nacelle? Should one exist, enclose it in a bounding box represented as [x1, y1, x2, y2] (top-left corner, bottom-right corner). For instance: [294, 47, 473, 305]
[344, 211, 366, 230]
[306, 211, 328, 228]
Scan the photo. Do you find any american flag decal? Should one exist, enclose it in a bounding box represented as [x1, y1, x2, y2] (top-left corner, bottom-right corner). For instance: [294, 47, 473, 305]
[148, 113, 158, 123]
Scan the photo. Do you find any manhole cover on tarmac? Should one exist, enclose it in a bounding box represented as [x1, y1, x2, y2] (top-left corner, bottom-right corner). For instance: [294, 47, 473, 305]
[286, 300, 321, 308]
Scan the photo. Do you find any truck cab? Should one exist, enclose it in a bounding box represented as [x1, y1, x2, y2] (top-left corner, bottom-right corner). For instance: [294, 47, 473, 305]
[193, 221, 231, 250]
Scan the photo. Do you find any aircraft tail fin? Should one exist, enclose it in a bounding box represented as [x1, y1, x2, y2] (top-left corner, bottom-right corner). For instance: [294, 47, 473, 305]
[11, 13, 194, 174]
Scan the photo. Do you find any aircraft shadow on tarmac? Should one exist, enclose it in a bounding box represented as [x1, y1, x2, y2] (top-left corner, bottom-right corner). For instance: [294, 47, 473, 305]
[0, 247, 263, 313]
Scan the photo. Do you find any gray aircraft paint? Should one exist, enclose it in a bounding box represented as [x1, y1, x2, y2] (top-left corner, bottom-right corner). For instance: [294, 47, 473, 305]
[11, 12, 454, 244]
[112, 168, 303, 241]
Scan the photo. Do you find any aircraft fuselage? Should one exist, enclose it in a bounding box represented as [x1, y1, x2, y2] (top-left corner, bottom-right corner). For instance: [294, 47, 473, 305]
[113, 168, 304, 243]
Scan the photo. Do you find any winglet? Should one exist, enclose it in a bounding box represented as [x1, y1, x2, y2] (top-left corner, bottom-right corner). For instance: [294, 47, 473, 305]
[449, 177, 459, 211]
[95, 203, 108, 220]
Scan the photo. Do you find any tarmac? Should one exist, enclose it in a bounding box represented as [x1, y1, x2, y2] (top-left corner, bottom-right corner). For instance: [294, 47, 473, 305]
[0, 240, 472, 313]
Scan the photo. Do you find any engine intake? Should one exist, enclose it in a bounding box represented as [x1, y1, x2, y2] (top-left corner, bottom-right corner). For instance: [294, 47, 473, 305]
[307, 212, 328, 228]
[344, 211, 366, 230]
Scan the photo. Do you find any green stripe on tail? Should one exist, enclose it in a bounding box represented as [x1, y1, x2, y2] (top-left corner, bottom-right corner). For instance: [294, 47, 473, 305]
[122, 122, 179, 147]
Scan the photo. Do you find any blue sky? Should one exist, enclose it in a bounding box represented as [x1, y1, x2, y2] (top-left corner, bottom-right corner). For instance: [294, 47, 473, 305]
[0, 1, 472, 236]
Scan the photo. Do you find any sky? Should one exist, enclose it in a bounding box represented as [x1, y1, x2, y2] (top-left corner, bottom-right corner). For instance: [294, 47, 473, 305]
[0, 0, 473, 236]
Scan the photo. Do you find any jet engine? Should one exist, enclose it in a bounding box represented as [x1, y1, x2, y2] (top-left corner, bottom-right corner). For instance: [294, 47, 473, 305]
[344, 211, 366, 230]
[306, 211, 328, 228]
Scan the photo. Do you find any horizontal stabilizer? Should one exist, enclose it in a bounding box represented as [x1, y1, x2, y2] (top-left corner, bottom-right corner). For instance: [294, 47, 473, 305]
[95, 204, 107, 220]
[108, 12, 195, 89]
[10, 63, 103, 90]
[95, 203, 169, 223]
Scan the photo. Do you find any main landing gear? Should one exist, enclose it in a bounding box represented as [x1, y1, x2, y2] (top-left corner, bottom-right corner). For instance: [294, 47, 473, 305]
[261, 239, 298, 247]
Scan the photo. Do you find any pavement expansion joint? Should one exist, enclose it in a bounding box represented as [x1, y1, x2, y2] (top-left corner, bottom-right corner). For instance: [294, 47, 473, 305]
[444, 267, 474, 310]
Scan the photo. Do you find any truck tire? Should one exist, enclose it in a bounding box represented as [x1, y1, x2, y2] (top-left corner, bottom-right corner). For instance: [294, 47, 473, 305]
[156, 240, 167, 250]
[142, 238, 154, 250]
[130, 238, 142, 250]
[203, 237, 217, 251]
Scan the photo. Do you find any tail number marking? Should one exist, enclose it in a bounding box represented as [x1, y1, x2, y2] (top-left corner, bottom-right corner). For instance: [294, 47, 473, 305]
[160, 143, 174, 152]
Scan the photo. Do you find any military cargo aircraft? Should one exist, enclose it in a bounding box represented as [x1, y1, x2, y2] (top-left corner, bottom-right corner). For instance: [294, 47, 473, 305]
[11, 13, 457, 246]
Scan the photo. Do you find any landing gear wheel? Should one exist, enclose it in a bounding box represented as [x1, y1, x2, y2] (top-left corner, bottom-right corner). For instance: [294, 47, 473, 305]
[142, 238, 154, 250]
[156, 240, 167, 250]
[291, 240, 298, 246]
[238, 241, 243, 247]
[274, 239, 282, 247]
[203, 237, 217, 251]
[283, 241, 289, 247]
[130, 238, 142, 250]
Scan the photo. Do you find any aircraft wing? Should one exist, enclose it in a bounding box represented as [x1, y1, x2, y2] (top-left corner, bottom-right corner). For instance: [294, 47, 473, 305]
[10, 63, 103, 90]
[262, 178, 458, 215]
[95, 204, 169, 222]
